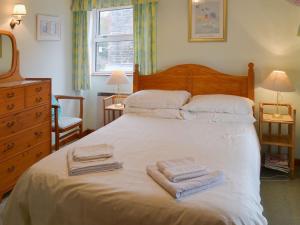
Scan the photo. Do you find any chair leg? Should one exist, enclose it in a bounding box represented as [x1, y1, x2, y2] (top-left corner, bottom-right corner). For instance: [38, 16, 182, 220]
[55, 132, 60, 151]
[79, 124, 83, 138]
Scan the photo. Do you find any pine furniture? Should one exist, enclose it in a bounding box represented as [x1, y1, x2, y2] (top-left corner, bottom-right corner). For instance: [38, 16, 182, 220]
[103, 95, 128, 125]
[52, 95, 84, 150]
[133, 63, 255, 100]
[259, 103, 296, 178]
[0, 30, 51, 201]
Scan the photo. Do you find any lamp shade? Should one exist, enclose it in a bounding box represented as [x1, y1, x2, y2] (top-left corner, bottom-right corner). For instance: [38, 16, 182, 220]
[106, 70, 129, 85]
[12, 4, 27, 15]
[261, 70, 295, 92]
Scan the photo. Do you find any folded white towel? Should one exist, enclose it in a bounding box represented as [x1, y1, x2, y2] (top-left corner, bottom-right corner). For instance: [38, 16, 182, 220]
[147, 165, 224, 199]
[67, 150, 123, 176]
[156, 157, 208, 182]
[72, 144, 113, 162]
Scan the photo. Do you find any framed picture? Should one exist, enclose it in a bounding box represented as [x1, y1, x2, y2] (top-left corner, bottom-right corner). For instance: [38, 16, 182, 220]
[189, 0, 227, 42]
[36, 14, 61, 41]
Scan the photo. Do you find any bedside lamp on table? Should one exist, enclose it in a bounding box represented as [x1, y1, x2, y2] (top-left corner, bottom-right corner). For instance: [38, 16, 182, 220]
[106, 70, 129, 108]
[261, 70, 295, 118]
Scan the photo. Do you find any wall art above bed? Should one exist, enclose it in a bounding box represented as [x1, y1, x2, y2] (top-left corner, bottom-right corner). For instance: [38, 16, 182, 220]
[188, 0, 227, 42]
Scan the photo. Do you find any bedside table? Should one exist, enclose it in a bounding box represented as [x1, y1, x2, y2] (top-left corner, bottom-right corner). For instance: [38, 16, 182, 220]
[259, 103, 296, 178]
[103, 95, 128, 125]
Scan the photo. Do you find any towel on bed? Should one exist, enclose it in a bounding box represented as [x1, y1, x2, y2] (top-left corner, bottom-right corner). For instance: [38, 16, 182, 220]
[156, 157, 208, 182]
[67, 150, 123, 176]
[72, 144, 114, 162]
[147, 165, 224, 199]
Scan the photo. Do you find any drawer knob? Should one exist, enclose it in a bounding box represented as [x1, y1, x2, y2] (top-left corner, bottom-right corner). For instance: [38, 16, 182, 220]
[6, 92, 15, 98]
[6, 103, 15, 111]
[6, 121, 15, 128]
[35, 112, 43, 118]
[3, 142, 15, 153]
[7, 165, 16, 173]
[34, 131, 43, 138]
[35, 97, 43, 103]
[35, 87, 43, 92]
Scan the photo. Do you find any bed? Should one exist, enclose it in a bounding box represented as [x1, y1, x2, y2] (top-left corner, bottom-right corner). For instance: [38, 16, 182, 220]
[1, 63, 267, 225]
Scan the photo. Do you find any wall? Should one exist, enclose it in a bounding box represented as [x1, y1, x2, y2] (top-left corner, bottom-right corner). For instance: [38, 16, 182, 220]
[0, 0, 75, 116]
[88, 0, 300, 157]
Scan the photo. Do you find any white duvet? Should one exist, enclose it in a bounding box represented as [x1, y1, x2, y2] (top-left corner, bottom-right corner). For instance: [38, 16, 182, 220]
[2, 114, 267, 225]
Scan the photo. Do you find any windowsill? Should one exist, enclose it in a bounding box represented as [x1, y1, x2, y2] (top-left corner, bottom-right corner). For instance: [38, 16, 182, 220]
[91, 72, 133, 77]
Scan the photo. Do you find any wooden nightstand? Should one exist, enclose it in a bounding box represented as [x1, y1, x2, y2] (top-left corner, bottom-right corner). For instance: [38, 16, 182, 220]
[259, 103, 296, 178]
[103, 95, 128, 125]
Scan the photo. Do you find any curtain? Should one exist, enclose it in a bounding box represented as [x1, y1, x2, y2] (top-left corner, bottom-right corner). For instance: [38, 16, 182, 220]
[73, 11, 90, 90]
[71, 0, 158, 90]
[134, 0, 157, 75]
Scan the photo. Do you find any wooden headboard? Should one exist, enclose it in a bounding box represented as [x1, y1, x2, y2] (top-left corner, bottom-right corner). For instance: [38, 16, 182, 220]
[133, 63, 255, 100]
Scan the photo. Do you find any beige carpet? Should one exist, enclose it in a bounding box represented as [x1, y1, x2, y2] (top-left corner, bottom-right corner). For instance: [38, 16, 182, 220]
[261, 168, 300, 225]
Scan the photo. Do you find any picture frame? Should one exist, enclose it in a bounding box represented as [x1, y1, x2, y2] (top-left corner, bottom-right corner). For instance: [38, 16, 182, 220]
[36, 14, 61, 41]
[189, 0, 227, 42]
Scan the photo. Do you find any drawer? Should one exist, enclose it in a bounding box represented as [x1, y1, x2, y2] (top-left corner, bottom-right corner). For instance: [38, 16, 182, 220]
[25, 82, 50, 107]
[0, 122, 50, 162]
[25, 93, 50, 107]
[0, 105, 50, 138]
[0, 141, 50, 192]
[0, 87, 24, 102]
[0, 151, 27, 191]
[25, 82, 50, 96]
[0, 97, 24, 116]
[26, 140, 50, 165]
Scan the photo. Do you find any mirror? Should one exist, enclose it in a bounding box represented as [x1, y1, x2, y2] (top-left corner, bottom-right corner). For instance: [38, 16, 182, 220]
[0, 34, 13, 75]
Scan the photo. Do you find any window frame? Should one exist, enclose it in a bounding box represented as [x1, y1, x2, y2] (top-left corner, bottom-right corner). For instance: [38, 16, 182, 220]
[91, 6, 134, 76]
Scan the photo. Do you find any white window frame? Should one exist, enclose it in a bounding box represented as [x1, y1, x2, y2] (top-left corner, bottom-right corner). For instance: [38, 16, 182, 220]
[91, 6, 134, 76]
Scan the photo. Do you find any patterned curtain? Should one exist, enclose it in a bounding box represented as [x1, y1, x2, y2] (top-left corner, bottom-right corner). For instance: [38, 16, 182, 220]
[134, 0, 158, 75]
[73, 11, 90, 90]
[71, 0, 158, 89]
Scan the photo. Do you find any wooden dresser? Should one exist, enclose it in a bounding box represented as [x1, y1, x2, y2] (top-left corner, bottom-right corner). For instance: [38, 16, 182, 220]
[0, 80, 51, 200]
[0, 30, 52, 201]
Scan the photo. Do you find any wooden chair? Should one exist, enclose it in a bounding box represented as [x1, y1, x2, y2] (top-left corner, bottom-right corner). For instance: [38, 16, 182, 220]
[51, 95, 84, 150]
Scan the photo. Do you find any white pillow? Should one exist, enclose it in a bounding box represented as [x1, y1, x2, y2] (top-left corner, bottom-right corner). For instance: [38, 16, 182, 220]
[124, 107, 182, 119]
[124, 90, 191, 109]
[181, 94, 254, 115]
[181, 111, 256, 123]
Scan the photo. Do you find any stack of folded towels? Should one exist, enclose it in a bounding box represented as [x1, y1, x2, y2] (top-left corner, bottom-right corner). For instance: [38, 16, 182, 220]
[67, 144, 123, 176]
[147, 157, 224, 199]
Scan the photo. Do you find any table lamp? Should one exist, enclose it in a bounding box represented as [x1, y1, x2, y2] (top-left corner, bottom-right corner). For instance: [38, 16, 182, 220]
[106, 70, 129, 107]
[261, 70, 295, 118]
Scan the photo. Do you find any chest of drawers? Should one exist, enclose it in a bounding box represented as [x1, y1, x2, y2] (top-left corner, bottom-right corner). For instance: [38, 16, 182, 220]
[0, 79, 51, 200]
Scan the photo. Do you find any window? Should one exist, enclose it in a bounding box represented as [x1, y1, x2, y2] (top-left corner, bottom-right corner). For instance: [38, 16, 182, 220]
[92, 7, 134, 75]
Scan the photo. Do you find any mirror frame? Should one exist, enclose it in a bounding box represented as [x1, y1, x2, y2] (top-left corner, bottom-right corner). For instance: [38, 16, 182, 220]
[0, 30, 20, 80]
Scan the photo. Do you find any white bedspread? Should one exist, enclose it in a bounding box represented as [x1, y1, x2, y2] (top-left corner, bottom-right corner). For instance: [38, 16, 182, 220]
[1, 114, 267, 225]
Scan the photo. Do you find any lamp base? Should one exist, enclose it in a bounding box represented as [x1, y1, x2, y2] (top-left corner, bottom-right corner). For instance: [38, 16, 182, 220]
[272, 113, 282, 119]
[114, 103, 123, 109]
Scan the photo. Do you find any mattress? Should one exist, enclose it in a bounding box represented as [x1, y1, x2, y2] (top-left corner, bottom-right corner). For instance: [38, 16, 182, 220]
[1, 114, 267, 225]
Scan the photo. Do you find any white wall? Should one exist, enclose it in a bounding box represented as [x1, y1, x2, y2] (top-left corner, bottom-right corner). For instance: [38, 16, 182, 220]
[0, 0, 75, 113]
